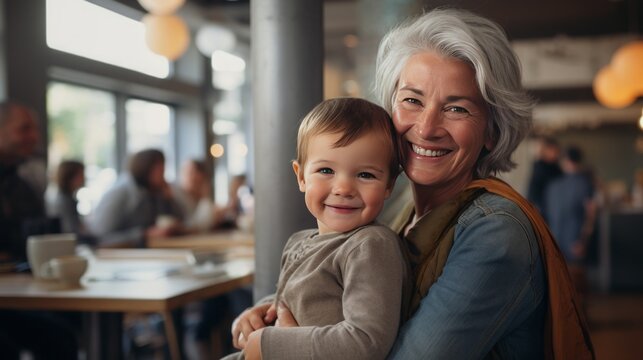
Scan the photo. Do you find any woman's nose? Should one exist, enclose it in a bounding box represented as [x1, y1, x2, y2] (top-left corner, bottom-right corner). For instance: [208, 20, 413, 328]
[416, 107, 445, 139]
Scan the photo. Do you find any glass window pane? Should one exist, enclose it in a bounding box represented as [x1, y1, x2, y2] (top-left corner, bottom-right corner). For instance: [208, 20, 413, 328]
[125, 99, 176, 181]
[46, 0, 170, 78]
[47, 82, 117, 215]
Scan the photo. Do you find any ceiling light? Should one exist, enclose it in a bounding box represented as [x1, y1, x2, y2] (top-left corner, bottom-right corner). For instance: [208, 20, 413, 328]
[142, 14, 190, 61]
[593, 40, 643, 109]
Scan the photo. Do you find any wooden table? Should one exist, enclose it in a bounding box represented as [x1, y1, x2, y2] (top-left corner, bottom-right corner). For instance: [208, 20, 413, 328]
[0, 249, 254, 360]
[147, 229, 254, 251]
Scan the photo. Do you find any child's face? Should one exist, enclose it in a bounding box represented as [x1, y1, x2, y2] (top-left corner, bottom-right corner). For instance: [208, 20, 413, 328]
[293, 131, 393, 235]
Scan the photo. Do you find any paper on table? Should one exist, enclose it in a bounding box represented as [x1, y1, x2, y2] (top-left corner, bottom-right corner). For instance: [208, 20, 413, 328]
[85, 260, 187, 282]
[189, 261, 227, 278]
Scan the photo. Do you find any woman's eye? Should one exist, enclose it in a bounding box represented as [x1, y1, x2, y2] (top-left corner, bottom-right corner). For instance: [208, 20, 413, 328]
[444, 106, 471, 119]
[318, 168, 333, 175]
[403, 98, 422, 106]
[358, 172, 376, 179]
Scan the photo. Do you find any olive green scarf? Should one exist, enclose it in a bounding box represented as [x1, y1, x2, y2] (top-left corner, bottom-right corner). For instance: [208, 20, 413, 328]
[390, 177, 594, 360]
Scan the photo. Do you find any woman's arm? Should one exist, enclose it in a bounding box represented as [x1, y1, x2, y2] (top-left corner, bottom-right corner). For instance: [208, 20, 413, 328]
[388, 210, 545, 359]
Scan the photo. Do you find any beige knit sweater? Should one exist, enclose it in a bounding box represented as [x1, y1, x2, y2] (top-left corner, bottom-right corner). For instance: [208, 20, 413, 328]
[259, 224, 408, 360]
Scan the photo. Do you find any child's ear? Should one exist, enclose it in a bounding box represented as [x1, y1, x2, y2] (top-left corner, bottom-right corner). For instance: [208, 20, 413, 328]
[384, 179, 395, 199]
[292, 161, 306, 192]
[384, 187, 393, 200]
[384, 169, 400, 199]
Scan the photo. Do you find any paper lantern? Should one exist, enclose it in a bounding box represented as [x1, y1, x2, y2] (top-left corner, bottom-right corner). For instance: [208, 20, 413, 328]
[195, 24, 237, 57]
[143, 14, 190, 61]
[612, 40, 643, 92]
[138, 0, 185, 15]
[593, 67, 636, 109]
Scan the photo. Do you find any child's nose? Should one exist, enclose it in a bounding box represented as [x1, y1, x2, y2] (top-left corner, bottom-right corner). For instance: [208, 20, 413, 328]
[333, 177, 355, 197]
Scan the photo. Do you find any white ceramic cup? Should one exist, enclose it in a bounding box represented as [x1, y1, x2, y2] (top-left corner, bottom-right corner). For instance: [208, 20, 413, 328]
[40, 255, 88, 286]
[26, 233, 77, 279]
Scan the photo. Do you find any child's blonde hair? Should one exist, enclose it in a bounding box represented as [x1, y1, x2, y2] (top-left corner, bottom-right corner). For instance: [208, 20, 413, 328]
[295, 97, 400, 185]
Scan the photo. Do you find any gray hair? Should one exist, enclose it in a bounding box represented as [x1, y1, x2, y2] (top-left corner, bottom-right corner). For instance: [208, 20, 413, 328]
[374, 8, 534, 177]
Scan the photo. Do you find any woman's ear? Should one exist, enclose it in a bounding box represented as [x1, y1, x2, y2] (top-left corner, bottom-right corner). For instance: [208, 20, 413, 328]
[484, 137, 495, 152]
[484, 126, 497, 152]
[292, 161, 306, 192]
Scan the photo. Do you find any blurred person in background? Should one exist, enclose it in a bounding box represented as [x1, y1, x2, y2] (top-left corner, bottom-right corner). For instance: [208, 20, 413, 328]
[546, 146, 596, 265]
[88, 148, 190, 357]
[214, 174, 253, 230]
[173, 167, 254, 358]
[0, 100, 49, 261]
[545, 145, 597, 310]
[173, 158, 218, 232]
[527, 136, 562, 221]
[173, 160, 253, 233]
[45, 160, 95, 244]
[88, 148, 185, 248]
[0, 100, 78, 359]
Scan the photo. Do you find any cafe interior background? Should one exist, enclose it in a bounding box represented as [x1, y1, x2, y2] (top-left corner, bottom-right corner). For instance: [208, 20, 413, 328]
[1, 0, 643, 358]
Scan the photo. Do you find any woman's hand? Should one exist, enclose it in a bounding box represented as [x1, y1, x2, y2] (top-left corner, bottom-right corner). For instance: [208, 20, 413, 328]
[243, 328, 264, 360]
[275, 302, 299, 327]
[241, 303, 297, 359]
[232, 303, 277, 349]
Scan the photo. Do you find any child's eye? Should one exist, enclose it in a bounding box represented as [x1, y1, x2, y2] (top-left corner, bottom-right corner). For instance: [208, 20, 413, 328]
[318, 168, 334, 175]
[358, 172, 376, 179]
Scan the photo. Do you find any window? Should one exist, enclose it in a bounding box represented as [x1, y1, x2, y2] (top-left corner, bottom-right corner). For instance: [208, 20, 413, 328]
[126, 99, 176, 181]
[48, 83, 178, 214]
[47, 82, 117, 215]
[46, 0, 170, 78]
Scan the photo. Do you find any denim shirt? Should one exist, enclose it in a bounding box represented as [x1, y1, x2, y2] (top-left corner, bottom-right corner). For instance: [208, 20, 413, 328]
[388, 192, 546, 359]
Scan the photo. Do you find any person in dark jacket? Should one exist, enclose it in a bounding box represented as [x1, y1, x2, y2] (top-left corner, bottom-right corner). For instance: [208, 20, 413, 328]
[527, 136, 562, 221]
[0, 100, 78, 360]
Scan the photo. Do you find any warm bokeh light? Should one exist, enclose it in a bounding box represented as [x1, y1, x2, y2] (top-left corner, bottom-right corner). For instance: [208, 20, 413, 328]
[210, 143, 225, 158]
[593, 40, 643, 109]
[612, 40, 643, 92]
[143, 14, 190, 61]
[593, 67, 637, 109]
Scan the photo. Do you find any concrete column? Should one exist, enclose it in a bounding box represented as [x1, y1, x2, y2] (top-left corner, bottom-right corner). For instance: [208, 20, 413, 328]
[3, 0, 48, 155]
[251, 0, 322, 300]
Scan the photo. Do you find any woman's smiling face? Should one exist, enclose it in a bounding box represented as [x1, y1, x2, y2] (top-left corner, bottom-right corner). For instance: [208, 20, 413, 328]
[393, 51, 494, 205]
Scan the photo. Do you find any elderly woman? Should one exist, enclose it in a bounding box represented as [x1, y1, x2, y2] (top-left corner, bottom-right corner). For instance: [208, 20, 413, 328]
[233, 8, 594, 360]
[373, 8, 593, 359]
